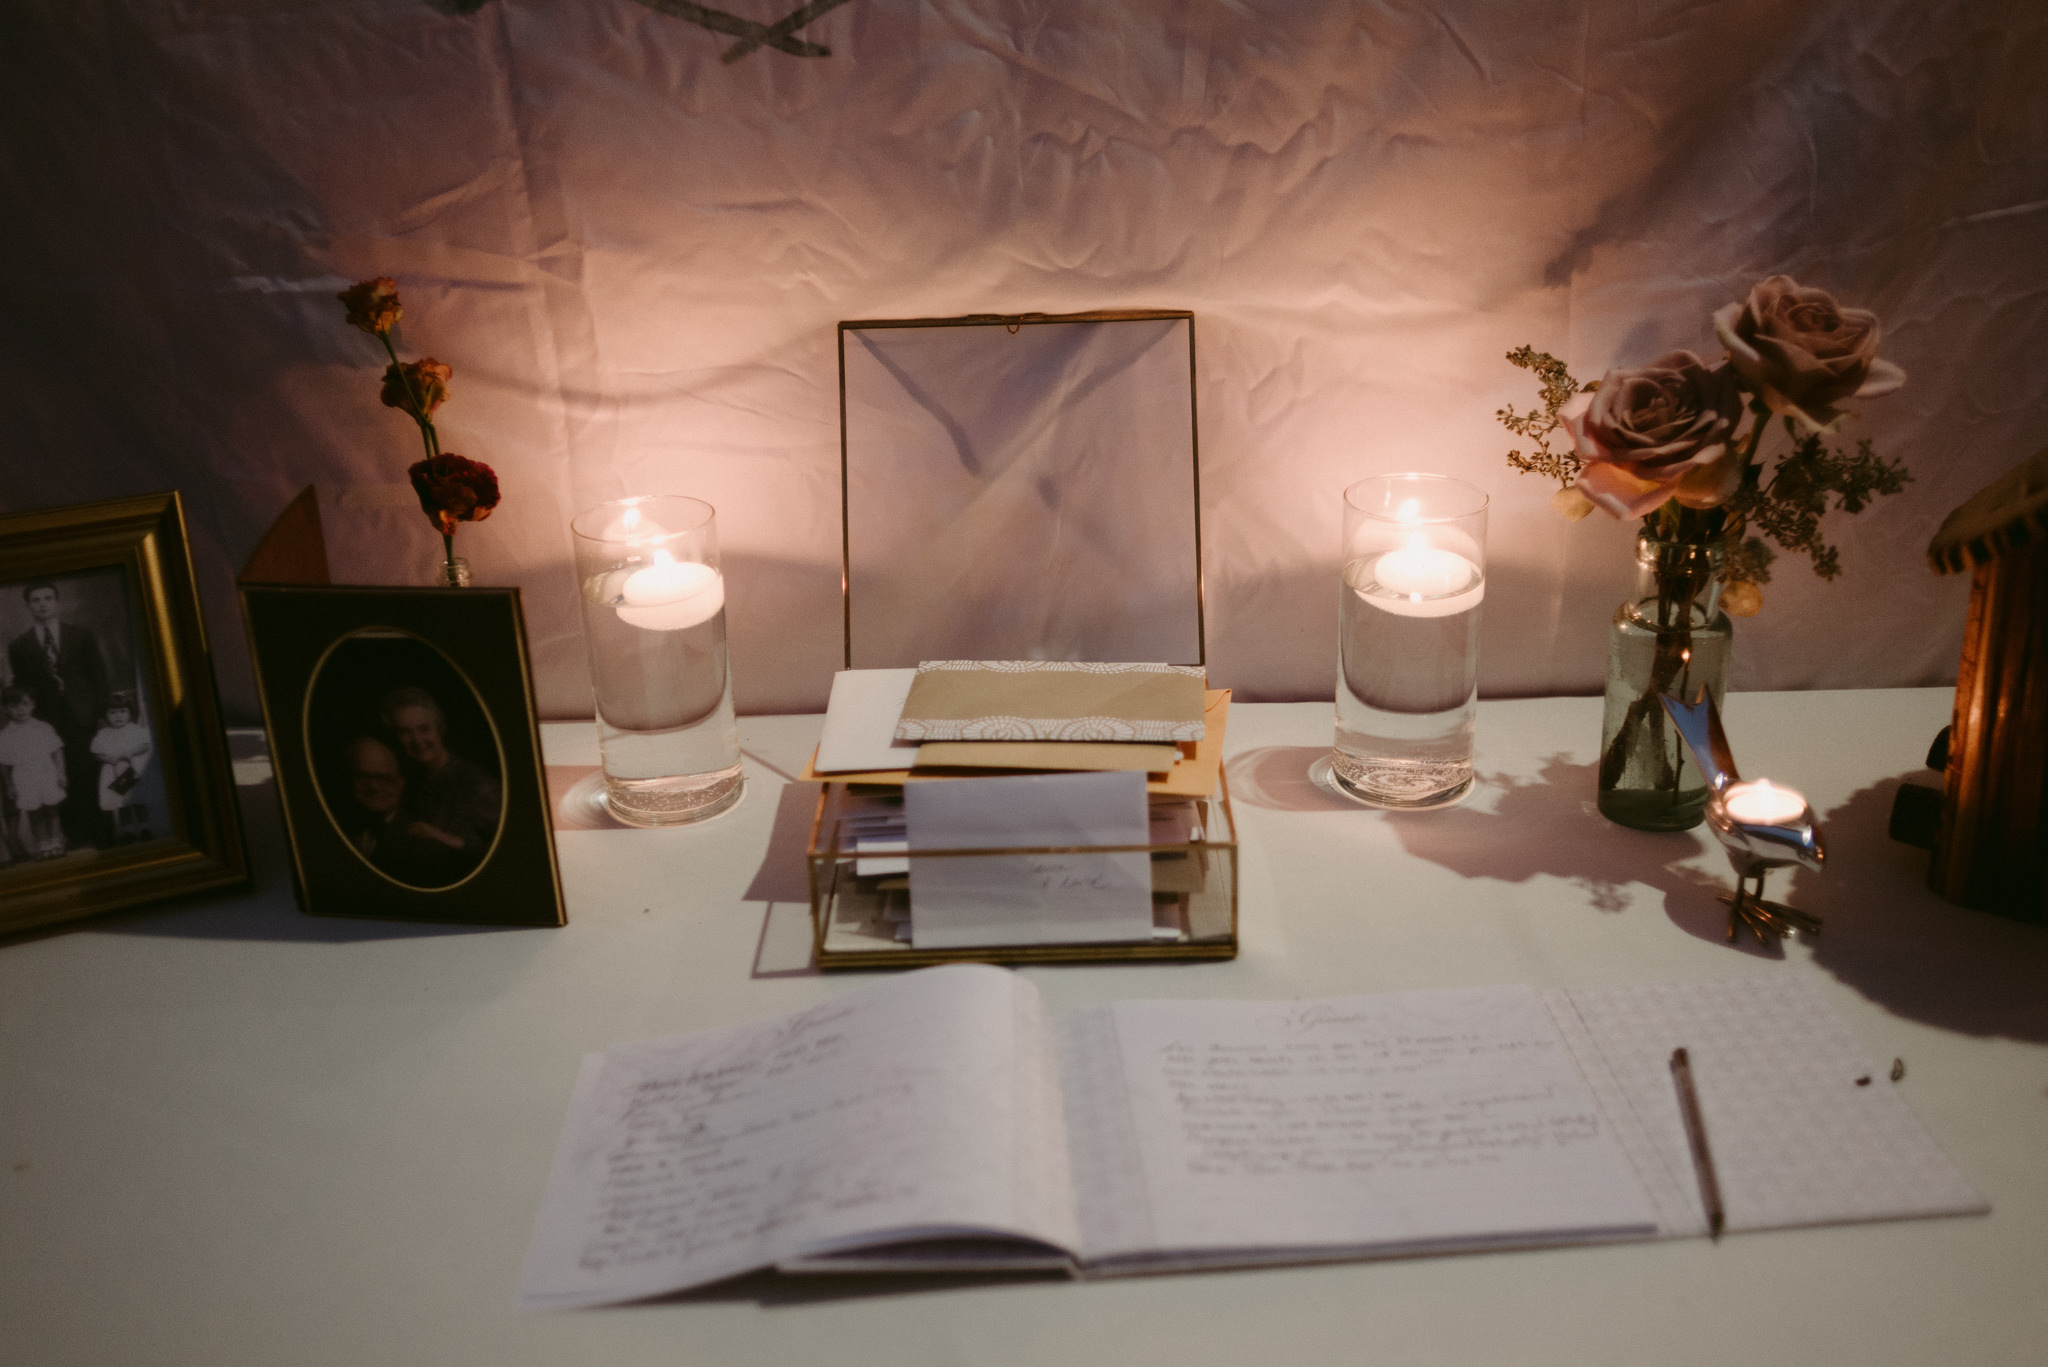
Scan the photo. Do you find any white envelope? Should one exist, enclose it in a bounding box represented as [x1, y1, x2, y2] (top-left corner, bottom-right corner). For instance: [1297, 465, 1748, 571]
[813, 668, 921, 773]
[904, 770, 1153, 949]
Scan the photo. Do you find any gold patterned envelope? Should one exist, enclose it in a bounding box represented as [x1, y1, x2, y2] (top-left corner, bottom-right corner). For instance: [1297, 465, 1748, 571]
[912, 741, 1183, 772]
[894, 661, 1207, 743]
[799, 690, 1231, 799]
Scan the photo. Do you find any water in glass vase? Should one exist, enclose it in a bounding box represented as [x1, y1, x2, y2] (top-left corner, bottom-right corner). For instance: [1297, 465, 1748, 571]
[1595, 532, 1733, 832]
[579, 563, 743, 825]
[1333, 552, 1484, 807]
[1596, 603, 1731, 830]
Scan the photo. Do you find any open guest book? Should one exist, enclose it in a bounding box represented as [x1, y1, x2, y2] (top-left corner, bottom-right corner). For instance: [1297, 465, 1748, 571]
[516, 967, 1984, 1309]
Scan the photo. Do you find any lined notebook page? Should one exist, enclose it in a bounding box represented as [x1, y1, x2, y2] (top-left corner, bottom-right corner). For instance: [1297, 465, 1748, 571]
[1055, 1006, 1160, 1260]
[1544, 978, 1988, 1239]
[1061, 985, 1658, 1268]
[517, 964, 1072, 1309]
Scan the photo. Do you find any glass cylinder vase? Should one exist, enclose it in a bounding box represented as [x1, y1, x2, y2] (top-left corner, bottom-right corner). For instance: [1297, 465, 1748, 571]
[1596, 534, 1732, 831]
[1331, 474, 1488, 808]
[569, 495, 744, 827]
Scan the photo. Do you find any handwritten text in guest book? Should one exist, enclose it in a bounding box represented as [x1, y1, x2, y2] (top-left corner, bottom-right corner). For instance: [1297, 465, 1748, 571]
[1154, 1035, 1601, 1180]
[522, 971, 1684, 1307]
[1103, 989, 1639, 1251]
[522, 967, 1051, 1304]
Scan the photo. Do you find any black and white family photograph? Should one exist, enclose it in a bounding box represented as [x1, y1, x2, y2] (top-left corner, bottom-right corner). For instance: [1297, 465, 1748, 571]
[307, 630, 506, 891]
[0, 567, 170, 873]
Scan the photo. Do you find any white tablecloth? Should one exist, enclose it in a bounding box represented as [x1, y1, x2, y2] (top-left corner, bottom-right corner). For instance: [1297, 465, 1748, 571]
[4, 692, 2045, 1367]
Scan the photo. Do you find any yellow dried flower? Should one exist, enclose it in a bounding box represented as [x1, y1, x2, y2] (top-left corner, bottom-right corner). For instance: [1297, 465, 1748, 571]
[1721, 581, 1763, 617]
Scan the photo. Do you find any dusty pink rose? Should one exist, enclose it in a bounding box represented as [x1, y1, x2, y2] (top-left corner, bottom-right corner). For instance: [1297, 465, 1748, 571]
[1713, 275, 1904, 433]
[1565, 351, 1745, 519]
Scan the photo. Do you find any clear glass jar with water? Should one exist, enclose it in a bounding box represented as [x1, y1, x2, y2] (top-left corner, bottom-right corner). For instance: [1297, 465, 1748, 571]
[1596, 534, 1731, 831]
[570, 495, 743, 826]
[1332, 474, 1488, 808]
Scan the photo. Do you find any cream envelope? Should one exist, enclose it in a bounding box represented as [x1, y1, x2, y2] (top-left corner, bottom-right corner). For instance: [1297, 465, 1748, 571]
[802, 691, 1232, 799]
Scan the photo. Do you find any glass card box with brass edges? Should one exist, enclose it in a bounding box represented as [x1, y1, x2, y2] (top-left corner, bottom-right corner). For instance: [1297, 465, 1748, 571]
[813, 310, 1234, 967]
[805, 772, 1238, 969]
[838, 310, 1204, 669]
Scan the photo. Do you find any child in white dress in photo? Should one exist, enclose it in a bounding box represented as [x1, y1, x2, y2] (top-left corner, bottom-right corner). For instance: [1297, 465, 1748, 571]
[91, 691, 155, 845]
[0, 685, 68, 859]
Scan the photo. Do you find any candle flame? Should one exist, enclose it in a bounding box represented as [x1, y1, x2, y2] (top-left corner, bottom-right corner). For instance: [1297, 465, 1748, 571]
[1397, 498, 1422, 524]
[652, 548, 674, 567]
[622, 506, 640, 531]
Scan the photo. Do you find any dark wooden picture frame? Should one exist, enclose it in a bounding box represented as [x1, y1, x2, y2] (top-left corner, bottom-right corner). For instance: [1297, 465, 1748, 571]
[240, 584, 565, 927]
[0, 492, 248, 935]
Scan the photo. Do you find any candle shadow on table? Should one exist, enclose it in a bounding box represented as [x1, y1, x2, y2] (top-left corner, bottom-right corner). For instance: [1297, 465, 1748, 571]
[1226, 746, 1776, 953]
[1783, 775, 2048, 1042]
[741, 778, 826, 978]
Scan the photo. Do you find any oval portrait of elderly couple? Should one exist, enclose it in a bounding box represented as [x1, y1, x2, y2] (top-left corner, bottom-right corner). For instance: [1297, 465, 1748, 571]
[306, 629, 505, 891]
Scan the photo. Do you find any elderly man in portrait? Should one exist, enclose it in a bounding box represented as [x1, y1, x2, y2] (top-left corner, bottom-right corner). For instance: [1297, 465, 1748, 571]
[343, 735, 465, 887]
[7, 580, 110, 848]
[380, 686, 502, 877]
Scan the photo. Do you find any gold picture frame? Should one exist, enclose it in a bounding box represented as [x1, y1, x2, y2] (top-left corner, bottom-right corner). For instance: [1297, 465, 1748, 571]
[240, 584, 565, 927]
[0, 492, 248, 935]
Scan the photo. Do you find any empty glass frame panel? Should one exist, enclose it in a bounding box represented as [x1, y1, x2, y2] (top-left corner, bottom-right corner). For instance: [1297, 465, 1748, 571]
[840, 312, 1204, 668]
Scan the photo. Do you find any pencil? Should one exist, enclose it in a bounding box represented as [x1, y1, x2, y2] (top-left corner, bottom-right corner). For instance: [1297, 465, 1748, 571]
[1670, 1046, 1725, 1239]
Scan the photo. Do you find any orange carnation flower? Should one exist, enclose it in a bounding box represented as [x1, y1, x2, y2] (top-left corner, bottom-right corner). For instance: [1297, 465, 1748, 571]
[337, 277, 402, 335]
[408, 454, 501, 537]
[381, 358, 451, 416]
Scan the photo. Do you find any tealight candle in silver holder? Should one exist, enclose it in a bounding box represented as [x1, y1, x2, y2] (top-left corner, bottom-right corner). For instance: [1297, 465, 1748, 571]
[1660, 692, 1825, 945]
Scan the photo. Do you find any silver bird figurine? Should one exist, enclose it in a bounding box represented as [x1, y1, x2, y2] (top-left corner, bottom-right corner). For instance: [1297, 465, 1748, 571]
[1659, 691, 1825, 945]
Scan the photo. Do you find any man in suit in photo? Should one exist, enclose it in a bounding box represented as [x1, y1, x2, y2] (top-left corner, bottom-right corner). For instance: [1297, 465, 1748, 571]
[8, 580, 111, 849]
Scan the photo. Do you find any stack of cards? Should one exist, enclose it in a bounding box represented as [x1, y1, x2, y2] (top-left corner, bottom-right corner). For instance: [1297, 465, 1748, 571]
[804, 663, 1230, 953]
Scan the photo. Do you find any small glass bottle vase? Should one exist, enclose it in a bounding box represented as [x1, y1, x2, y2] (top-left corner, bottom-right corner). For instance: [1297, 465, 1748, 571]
[1596, 534, 1732, 831]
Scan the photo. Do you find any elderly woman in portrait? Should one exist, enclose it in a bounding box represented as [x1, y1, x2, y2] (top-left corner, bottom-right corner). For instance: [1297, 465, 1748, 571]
[380, 686, 501, 875]
[343, 735, 466, 887]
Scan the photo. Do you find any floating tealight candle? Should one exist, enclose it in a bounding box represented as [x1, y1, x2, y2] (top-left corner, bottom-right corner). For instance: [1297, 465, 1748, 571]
[615, 552, 724, 631]
[1361, 541, 1484, 619]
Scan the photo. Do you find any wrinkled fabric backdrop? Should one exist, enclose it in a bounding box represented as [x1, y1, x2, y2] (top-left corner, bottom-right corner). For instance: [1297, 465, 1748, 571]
[2, 0, 2043, 721]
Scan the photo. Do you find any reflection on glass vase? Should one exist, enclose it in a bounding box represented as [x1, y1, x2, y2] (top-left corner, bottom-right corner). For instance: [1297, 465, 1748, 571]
[1597, 534, 1732, 831]
[431, 556, 471, 588]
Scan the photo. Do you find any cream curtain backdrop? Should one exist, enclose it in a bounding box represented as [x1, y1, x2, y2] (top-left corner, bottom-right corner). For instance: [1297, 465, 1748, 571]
[1, 0, 2041, 720]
